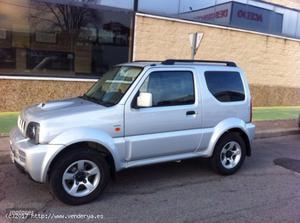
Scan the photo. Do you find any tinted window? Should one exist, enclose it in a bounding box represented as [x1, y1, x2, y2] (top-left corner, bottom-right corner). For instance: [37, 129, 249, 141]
[205, 71, 245, 102]
[140, 71, 195, 107]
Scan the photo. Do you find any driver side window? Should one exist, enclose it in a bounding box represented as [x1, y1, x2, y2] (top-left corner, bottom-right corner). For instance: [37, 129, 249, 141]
[139, 71, 195, 107]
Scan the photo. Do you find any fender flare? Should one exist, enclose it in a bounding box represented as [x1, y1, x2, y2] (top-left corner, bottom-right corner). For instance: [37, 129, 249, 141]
[206, 118, 251, 157]
[40, 128, 121, 182]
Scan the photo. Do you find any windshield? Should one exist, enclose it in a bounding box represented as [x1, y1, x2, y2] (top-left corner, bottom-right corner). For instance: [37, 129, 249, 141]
[83, 66, 143, 106]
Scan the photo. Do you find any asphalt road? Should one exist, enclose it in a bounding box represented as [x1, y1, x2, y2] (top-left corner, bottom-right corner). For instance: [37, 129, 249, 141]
[0, 135, 300, 223]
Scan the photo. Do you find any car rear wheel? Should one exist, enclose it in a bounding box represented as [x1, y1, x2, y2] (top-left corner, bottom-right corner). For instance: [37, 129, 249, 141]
[210, 132, 246, 175]
[50, 149, 110, 205]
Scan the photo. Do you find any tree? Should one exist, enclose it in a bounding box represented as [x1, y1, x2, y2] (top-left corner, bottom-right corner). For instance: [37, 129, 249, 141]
[30, 0, 98, 40]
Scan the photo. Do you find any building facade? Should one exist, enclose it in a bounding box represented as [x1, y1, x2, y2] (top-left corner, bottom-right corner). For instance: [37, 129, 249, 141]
[0, 0, 300, 111]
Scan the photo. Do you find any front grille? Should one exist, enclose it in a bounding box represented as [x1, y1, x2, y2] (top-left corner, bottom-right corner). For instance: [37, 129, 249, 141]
[18, 116, 27, 136]
[19, 153, 26, 163]
[18, 149, 26, 158]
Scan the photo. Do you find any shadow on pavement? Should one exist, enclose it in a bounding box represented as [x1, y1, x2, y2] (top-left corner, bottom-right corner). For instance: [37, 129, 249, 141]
[274, 157, 300, 173]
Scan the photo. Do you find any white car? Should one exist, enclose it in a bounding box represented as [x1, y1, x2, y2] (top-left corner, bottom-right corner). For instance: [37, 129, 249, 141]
[9, 59, 255, 205]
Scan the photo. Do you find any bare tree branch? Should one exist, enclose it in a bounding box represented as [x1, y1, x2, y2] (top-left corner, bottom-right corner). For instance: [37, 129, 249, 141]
[45, 2, 65, 31]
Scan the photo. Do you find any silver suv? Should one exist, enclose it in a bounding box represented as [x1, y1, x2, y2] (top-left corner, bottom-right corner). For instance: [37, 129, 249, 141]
[9, 59, 255, 205]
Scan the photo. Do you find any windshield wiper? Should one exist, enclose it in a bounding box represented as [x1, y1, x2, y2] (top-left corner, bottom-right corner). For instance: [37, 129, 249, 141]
[79, 95, 115, 107]
[79, 94, 104, 106]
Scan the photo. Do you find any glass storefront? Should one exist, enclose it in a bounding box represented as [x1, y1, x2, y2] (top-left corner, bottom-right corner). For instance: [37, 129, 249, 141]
[1, 0, 300, 79]
[0, 0, 134, 78]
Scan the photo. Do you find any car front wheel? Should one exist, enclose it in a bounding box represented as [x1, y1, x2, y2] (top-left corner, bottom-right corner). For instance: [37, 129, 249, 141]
[49, 149, 110, 205]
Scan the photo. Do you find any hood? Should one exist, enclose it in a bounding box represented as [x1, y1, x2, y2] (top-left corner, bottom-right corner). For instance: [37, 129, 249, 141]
[19, 97, 124, 144]
[22, 97, 105, 122]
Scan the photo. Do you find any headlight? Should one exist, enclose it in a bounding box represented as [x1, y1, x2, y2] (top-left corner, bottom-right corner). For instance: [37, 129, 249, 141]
[26, 122, 40, 144]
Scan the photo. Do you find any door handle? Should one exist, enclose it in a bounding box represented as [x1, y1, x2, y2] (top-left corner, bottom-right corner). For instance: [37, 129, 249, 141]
[186, 111, 196, 116]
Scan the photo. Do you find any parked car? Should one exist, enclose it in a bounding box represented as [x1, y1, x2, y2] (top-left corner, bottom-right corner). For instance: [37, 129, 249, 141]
[9, 59, 255, 205]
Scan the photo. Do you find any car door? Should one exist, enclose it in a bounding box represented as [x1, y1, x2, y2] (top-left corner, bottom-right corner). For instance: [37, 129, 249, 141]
[124, 68, 202, 162]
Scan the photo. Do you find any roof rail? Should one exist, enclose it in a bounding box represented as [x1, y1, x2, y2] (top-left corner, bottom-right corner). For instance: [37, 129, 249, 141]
[161, 59, 237, 67]
[133, 60, 161, 63]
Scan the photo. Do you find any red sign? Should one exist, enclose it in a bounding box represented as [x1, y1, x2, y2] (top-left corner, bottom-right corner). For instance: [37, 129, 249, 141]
[196, 9, 229, 21]
[237, 10, 263, 22]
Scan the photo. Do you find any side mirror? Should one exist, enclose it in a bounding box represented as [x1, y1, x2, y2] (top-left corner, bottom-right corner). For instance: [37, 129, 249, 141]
[137, 92, 152, 108]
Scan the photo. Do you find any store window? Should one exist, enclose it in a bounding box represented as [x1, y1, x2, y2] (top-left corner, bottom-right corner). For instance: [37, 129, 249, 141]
[0, 0, 134, 78]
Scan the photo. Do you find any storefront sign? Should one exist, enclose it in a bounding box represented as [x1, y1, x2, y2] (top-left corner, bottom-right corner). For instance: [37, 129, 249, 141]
[237, 9, 263, 22]
[180, 3, 231, 26]
[180, 2, 283, 35]
[231, 2, 283, 34]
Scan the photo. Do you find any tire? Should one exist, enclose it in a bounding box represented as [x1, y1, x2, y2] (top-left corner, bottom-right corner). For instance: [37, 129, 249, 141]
[210, 132, 246, 175]
[49, 148, 110, 205]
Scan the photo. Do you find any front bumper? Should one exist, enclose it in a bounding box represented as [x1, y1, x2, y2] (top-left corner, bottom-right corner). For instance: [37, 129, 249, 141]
[9, 127, 62, 183]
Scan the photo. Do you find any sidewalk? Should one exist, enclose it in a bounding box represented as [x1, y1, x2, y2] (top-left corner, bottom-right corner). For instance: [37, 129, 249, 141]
[254, 119, 300, 139]
[0, 119, 299, 164]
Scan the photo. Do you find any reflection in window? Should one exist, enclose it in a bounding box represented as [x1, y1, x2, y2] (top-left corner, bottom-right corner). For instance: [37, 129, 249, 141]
[140, 71, 195, 107]
[0, 0, 133, 78]
[84, 66, 142, 106]
[204, 71, 245, 102]
[0, 48, 16, 69]
[27, 50, 74, 72]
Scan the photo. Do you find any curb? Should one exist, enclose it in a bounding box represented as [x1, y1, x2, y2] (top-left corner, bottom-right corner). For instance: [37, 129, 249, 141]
[0, 133, 8, 137]
[255, 128, 300, 139]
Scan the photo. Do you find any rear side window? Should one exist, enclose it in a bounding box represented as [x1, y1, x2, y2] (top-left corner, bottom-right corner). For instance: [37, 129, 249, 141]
[204, 71, 245, 102]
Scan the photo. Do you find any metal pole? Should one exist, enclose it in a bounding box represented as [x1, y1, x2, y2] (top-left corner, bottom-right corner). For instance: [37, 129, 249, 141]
[133, 0, 138, 12]
[178, 0, 181, 16]
[191, 33, 197, 60]
[129, 0, 139, 62]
